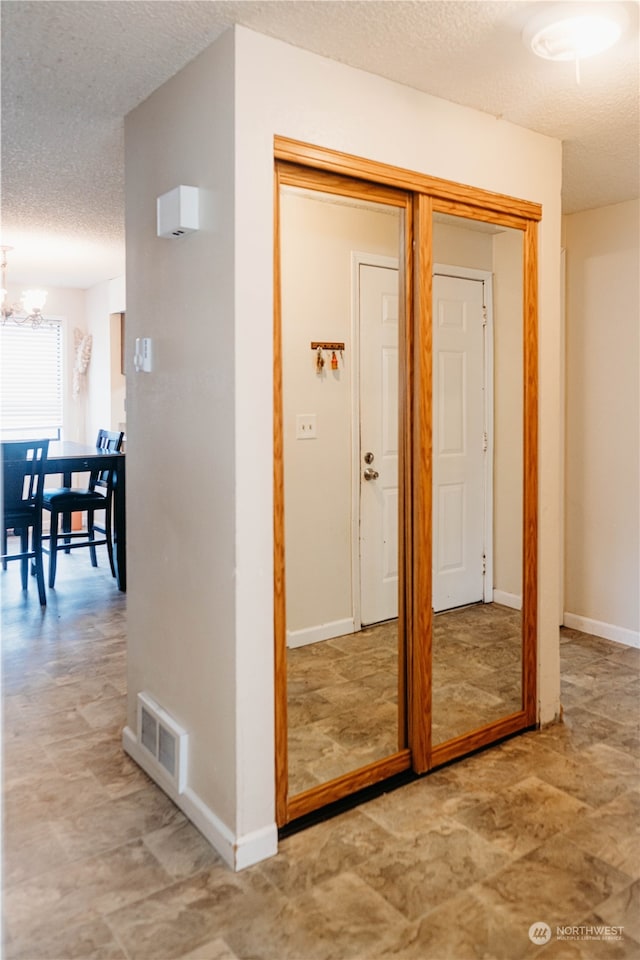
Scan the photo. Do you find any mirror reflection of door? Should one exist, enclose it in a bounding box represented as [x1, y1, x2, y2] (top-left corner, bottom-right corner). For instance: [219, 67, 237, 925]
[431, 213, 524, 746]
[279, 185, 404, 797]
[359, 260, 399, 626]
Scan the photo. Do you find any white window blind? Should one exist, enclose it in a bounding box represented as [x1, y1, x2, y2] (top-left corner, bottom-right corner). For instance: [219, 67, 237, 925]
[0, 322, 63, 439]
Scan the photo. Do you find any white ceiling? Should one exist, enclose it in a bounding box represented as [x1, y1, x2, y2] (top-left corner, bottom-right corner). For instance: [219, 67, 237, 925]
[1, 0, 638, 288]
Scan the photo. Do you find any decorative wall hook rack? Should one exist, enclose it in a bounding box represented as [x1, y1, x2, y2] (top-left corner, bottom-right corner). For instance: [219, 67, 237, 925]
[310, 341, 345, 352]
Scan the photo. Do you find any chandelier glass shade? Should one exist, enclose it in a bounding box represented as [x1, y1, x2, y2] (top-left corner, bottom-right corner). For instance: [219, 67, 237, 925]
[1, 246, 49, 328]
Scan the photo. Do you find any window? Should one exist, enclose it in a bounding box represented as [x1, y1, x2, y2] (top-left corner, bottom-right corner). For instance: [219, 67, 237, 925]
[0, 321, 63, 439]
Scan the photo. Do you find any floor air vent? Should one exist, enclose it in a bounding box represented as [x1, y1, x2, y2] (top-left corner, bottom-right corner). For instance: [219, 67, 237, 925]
[137, 692, 187, 793]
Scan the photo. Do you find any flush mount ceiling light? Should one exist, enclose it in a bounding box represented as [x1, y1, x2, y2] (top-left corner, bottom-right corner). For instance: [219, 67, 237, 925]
[523, 4, 626, 79]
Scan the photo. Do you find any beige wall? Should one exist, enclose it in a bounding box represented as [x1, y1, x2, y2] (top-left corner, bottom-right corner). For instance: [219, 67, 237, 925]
[564, 200, 640, 642]
[492, 229, 524, 601]
[433, 221, 493, 271]
[125, 29, 238, 839]
[125, 24, 563, 868]
[281, 192, 399, 637]
[85, 277, 126, 444]
[109, 313, 126, 437]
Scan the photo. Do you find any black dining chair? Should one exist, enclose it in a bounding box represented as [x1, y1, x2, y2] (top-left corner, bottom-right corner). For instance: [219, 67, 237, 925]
[42, 429, 124, 587]
[1, 439, 50, 606]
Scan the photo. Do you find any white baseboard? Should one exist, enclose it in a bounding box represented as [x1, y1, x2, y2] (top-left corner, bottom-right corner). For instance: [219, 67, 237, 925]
[235, 824, 279, 871]
[493, 590, 522, 611]
[287, 617, 355, 648]
[122, 727, 277, 871]
[563, 613, 640, 649]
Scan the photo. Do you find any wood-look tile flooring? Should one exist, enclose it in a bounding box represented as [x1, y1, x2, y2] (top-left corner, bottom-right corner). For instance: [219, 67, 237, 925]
[288, 604, 522, 794]
[3, 552, 639, 960]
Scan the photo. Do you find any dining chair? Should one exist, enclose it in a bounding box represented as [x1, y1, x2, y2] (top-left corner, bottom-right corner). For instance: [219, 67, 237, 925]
[1, 439, 50, 606]
[42, 429, 124, 587]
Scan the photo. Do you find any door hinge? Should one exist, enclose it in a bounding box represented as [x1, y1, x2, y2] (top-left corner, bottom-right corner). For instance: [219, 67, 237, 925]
[482, 554, 487, 575]
[482, 431, 488, 452]
[482, 305, 488, 328]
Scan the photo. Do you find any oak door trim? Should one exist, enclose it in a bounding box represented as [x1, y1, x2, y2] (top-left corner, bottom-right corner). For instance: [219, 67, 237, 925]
[431, 711, 533, 768]
[522, 220, 539, 725]
[397, 196, 414, 751]
[277, 161, 410, 208]
[275, 136, 542, 222]
[287, 750, 412, 822]
[432, 197, 531, 232]
[273, 162, 289, 826]
[408, 193, 433, 774]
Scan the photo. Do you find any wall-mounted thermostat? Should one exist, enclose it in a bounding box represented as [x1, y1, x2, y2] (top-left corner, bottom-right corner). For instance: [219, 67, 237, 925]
[157, 185, 199, 238]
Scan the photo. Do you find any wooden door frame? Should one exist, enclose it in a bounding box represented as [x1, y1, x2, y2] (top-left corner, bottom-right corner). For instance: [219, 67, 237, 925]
[274, 137, 541, 825]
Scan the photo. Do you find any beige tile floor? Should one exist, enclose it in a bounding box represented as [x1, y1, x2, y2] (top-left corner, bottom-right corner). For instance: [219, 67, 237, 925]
[288, 604, 522, 794]
[2, 549, 639, 960]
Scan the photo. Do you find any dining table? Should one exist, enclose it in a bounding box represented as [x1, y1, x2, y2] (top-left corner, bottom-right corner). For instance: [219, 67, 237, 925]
[44, 440, 126, 591]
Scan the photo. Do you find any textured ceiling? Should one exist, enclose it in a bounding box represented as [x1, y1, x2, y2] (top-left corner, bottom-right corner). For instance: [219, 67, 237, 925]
[1, 0, 638, 287]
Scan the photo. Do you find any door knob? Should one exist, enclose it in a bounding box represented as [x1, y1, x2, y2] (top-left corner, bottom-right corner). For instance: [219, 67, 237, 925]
[363, 467, 379, 481]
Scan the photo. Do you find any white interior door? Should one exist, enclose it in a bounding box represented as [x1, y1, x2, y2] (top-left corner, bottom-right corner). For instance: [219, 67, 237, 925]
[432, 274, 486, 613]
[359, 262, 399, 626]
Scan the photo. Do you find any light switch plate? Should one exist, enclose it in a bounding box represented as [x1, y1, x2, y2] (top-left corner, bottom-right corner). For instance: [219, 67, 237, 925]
[134, 337, 152, 373]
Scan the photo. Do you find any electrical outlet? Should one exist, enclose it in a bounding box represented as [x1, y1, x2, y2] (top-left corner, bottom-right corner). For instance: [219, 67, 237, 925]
[296, 414, 317, 439]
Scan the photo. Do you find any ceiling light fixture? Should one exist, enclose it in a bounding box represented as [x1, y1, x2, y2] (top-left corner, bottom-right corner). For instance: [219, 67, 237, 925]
[1, 246, 49, 328]
[524, 5, 625, 81]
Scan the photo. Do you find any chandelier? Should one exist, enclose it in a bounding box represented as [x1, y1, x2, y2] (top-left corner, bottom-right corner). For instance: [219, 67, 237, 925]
[1, 246, 48, 328]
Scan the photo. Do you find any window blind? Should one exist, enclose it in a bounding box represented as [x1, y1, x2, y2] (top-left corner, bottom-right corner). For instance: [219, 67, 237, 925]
[0, 322, 63, 438]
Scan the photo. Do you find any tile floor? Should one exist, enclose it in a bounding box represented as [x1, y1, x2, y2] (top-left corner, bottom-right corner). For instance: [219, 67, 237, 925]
[2, 550, 639, 960]
[288, 604, 522, 794]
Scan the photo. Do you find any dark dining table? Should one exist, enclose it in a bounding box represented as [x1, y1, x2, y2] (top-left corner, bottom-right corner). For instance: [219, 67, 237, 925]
[45, 440, 126, 591]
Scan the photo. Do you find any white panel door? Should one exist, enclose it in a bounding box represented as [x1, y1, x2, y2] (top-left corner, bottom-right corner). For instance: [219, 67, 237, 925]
[433, 274, 485, 612]
[359, 263, 399, 626]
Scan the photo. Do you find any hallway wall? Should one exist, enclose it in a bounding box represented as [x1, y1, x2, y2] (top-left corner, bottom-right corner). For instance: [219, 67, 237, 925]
[563, 199, 640, 645]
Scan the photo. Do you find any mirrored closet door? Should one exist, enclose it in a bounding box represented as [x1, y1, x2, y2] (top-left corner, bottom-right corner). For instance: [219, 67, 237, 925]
[274, 138, 540, 826]
[431, 214, 524, 747]
[274, 163, 413, 822]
